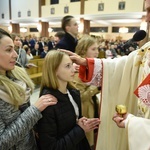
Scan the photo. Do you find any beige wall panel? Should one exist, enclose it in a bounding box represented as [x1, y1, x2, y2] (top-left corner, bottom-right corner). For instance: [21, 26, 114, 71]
[42, 2, 80, 17]
[59, 0, 70, 4]
[85, 0, 144, 15]
[11, 0, 39, 19]
[46, 0, 49, 5]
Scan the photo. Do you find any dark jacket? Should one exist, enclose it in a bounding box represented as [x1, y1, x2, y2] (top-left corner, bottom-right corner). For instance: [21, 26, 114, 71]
[37, 87, 91, 150]
[38, 41, 47, 53]
[55, 33, 77, 52]
[40, 51, 47, 58]
[48, 41, 55, 50]
[31, 49, 41, 56]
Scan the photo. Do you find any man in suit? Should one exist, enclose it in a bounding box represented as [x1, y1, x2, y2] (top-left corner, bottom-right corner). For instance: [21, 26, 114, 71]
[40, 45, 48, 58]
[31, 42, 41, 56]
[38, 37, 47, 53]
[55, 15, 78, 52]
[48, 36, 55, 50]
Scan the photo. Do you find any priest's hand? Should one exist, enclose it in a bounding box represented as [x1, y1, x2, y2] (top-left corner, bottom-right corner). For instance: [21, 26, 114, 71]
[59, 49, 87, 66]
[112, 113, 128, 128]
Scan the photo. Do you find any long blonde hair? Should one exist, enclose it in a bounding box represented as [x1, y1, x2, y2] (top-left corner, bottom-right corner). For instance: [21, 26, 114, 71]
[75, 35, 96, 57]
[0, 66, 34, 107]
[0, 28, 34, 108]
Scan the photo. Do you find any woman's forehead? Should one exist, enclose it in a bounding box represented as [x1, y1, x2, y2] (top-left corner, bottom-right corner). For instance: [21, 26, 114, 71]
[0, 36, 13, 46]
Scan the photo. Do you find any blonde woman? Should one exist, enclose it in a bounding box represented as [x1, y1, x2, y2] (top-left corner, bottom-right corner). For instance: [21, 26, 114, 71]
[0, 28, 57, 150]
[37, 50, 100, 150]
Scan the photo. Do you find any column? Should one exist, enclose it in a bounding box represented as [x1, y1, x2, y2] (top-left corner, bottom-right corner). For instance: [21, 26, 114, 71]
[41, 22, 49, 37]
[80, 0, 84, 14]
[80, 0, 90, 34]
[38, 0, 48, 37]
[39, 0, 46, 17]
[80, 18, 90, 34]
[11, 23, 20, 34]
[83, 19, 90, 34]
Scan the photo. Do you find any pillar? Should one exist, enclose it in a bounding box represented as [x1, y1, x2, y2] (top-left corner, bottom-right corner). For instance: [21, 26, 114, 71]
[11, 23, 20, 34]
[80, 18, 90, 34]
[83, 20, 90, 34]
[41, 22, 49, 37]
[80, 0, 90, 34]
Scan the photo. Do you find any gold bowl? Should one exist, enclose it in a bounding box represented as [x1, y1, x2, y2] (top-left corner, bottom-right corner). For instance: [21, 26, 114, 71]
[115, 105, 127, 115]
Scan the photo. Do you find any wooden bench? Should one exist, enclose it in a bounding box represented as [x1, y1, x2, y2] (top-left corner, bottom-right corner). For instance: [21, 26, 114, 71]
[29, 72, 42, 79]
[26, 58, 44, 83]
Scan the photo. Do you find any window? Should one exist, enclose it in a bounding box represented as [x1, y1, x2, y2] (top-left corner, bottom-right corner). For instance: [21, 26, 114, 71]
[52, 28, 62, 32]
[90, 27, 108, 33]
[112, 27, 140, 33]
[50, 0, 59, 4]
[29, 28, 38, 32]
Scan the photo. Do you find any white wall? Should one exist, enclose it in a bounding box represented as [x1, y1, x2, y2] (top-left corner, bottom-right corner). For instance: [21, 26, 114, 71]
[0, 0, 10, 21]
[85, 0, 144, 15]
[11, 0, 39, 20]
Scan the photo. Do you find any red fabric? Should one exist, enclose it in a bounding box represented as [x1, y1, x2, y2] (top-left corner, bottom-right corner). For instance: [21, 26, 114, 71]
[134, 74, 150, 107]
[79, 58, 94, 82]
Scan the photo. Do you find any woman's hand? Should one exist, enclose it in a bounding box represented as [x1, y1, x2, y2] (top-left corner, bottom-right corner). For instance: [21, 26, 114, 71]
[33, 94, 57, 112]
[59, 49, 87, 66]
[112, 113, 128, 128]
[77, 117, 100, 133]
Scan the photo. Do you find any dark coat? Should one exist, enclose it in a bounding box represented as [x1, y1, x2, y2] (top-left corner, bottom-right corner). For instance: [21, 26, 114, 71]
[48, 41, 55, 50]
[31, 49, 41, 56]
[38, 41, 47, 53]
[55, 33, 77, 52]
[37, 87, 91, 150]
[40, 51, 47, 58]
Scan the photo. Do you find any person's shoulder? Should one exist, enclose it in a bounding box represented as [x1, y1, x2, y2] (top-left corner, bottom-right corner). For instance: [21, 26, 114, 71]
[40, 87, 61, 98]
[56, 39, 67, 49]
[68, 88, 80, 97]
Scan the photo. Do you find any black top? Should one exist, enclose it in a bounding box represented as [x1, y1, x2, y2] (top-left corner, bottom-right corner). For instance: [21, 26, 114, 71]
[37, 87, 91, 150]
[55, 33, 77, 52]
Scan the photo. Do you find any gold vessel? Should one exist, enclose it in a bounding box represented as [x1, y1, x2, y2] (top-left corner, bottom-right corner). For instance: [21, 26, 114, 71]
[115, 105, 127, 115]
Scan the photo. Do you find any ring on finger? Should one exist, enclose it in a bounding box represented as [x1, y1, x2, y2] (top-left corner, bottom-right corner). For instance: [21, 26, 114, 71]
[48, 99, 51, 102]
